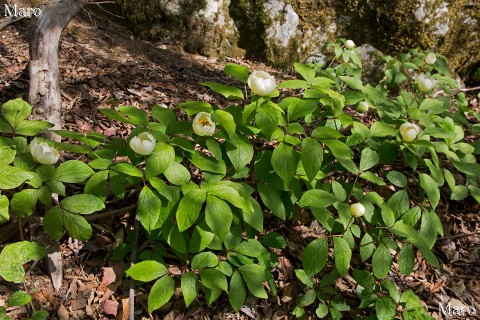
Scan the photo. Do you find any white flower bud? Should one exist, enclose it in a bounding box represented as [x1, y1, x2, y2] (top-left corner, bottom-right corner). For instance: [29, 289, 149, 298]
[425, 52, 436, 65]
[30, 138, 60, 165]
[345, 40, 355, 49]
[356, 101, 369, 113]
[350, 203, 365, 218]
[247, 70, 276, 96]
[192, 112, 216, 136]
[399, 122, 421, 142]
[129, 132, 156, 155]
[415, 73, 436, 93]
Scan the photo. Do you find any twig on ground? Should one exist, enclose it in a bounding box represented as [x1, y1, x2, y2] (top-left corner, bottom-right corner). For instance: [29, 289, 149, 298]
[129, 213, 140, 320]
[438, 231, 480, 240]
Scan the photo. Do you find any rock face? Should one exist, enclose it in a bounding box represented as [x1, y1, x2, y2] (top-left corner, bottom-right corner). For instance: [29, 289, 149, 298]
[115, 0, 479, 81]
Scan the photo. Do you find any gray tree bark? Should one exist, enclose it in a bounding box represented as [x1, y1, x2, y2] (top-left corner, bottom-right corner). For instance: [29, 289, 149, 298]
[28, 0, 89, 141]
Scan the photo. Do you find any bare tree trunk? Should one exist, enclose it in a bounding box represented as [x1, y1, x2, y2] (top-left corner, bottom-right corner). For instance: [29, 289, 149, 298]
[27, 0, 89, 292]
[28, 0, 89, 141]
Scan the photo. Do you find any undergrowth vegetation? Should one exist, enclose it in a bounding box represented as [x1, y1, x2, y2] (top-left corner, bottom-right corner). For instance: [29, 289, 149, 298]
[0, 39, 479, 319]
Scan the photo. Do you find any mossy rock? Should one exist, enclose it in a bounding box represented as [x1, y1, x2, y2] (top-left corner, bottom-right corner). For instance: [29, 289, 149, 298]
[115, 0, 479, 82]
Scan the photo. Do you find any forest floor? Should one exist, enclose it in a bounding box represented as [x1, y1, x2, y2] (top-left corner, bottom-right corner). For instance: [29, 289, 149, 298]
[1, 5, 480, 320]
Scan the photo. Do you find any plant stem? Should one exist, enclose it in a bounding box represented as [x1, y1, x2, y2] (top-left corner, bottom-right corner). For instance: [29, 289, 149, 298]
[128, 214, 140, 320]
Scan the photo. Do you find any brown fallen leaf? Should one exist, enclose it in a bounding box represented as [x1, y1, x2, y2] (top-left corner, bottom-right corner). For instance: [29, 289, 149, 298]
[57, 304, 70, 320]
[102, 299, 119, 316]
[98, 267, 116, 292]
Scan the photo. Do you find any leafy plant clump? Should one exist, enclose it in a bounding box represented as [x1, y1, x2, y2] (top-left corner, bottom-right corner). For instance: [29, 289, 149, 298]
[0, 39, 479, 318]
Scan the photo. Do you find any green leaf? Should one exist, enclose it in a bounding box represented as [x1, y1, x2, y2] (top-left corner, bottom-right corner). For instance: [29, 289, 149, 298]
[376, 296, 396, 320]
[244, 197, 264, 232]
[370, 122, 397, 137]
[301, 138, 323, 181]
[255, 104, 278, 139]
[118, 105, 149, 127]
[113, 162, 143, 178]
[126, 260, 169, 282]
[85, 170, 109, 200]
[419, 173, 440, 209]
[0, 164, 32, 189]
[316, 304, 329, 318]
[398, 244, 415, 275]
[323, 139, 354, 161]
[176, 189, 207, 232]
[257, 183, 286, 220]
[189, 152, 226, 175]
[200, 268, 228, 292]
[1, 98, 32, 128]
[381, 204, 396, 227]
[333, 237, 351, 276]
[148, 276, 175, 313]
[299, 289, 317, 307]
[205, 182, 253, 214]
[146, 142, 175, 178]
[302, 238, 328, 276]
[238, 264, 268, 299]
[360, 172, 386, 185]
[191, 252, 219, 270]
[205, 196, 232, 242]
[0, 146, 16, 165]
[294, 62, 315, 83]
[283, 98, 317, 121]
[202, 82, 244, 100]
[360, 233, 374, 262]
[54, 160, 94, 183]
[278, 79, 309, 89]
[10, 189, 38, 217]
[177, 101, 212, 117]
[311, 127, 344, 139]
[214, 109, 236, 139]
[14, 120, 53, 136]
[60, 194, 105, 215]
[271, 142, 300, 185]
[164, 162, 191, 185]
[339, 76, 364, 91]
[226, 136, 254, 172]
[190, 225, 215, 253]
[234, 240, 267, 258]
[7, 291, 31, 307]
[152, 105, 176, 128]
[372, 242, 392, 278]
[43, 207, 64, 240]
[295, 269, 314, 288]
[0, 195, 9, 223]
[29, 310, 49, 320]
[299, 190, 338, 209]
[359, 148, 379, 171]
[64, 212, 92, 241]
[224, 63, 249, 83]
[229, 271, 247, 312]
[181, 272, 200, 308]
[0, 241, 45, 283]
[259, 232, 287, 249]
[138, 186, 165, 232]
[386, 171, 407, 188]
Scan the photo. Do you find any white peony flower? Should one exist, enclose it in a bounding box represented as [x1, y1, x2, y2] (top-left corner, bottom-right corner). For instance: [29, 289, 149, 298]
[356, 101, 369, 113]
[30, 138, 60, 165]
[247, 70, 276, 96]
[349, 203, 365, 218]
[129, 132, 156, 155]
[192, 112, 216, 136]
[425, 52, 436, 65]
[415, 73, 436, 93]
[399, 122, 421, 142]
[345, 40, 355, 49]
